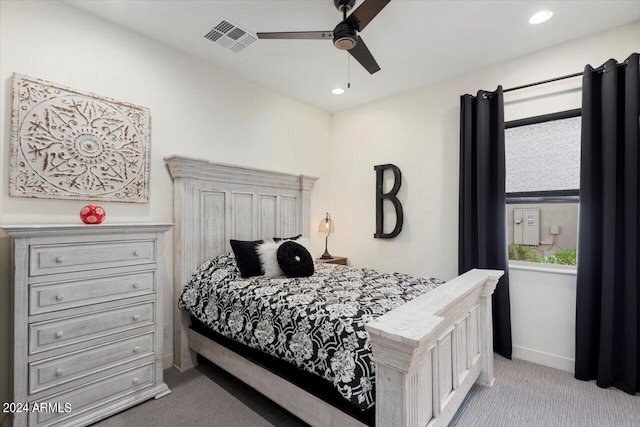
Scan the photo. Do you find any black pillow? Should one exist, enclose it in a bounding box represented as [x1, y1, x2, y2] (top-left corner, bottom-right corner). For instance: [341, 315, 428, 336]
[276, 241, 314, 278]
[273, 234, 302, 242]
[230, 239, 264, 278]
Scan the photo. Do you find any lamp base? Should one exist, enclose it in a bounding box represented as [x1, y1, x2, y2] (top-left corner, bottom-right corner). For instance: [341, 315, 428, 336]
[320, 249, 333, 260]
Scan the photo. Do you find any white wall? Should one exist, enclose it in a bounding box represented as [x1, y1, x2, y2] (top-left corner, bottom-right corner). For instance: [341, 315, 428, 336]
[330, 21, 639, 370]
[0, 0, 332, 411]
[509, 266, 577, 372]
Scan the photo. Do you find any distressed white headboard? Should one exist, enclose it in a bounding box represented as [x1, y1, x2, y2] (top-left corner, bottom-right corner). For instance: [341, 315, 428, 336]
[165, 155, 318, 369]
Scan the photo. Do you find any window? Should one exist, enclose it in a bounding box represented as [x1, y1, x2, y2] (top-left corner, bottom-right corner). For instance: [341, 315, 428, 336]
[505, 109, 581, 266]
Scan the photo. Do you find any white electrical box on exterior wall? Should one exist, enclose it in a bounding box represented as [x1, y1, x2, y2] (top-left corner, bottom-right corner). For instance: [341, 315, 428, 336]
[513, 208, 540, 245]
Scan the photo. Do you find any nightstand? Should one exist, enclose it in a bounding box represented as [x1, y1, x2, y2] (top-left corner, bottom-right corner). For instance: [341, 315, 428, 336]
[316, 256, 347, 265]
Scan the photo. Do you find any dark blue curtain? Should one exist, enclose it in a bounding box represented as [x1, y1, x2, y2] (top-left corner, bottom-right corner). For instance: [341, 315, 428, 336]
[575, 53, 639, 394]
[459, 87, 512, 359]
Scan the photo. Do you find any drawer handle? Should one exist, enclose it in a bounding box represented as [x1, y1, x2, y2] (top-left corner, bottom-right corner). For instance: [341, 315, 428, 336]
[55, 256, 64, 264]
[133, 346, 141, 354]
[55, 331, 64, 339]
[132, 377, 140, 385]
[133, 250, 140, 257]
[132, 282, 140, 289]
[55, 294, 64, 302]
[55, 369, 64, 377]
[132, 314, 140, 321]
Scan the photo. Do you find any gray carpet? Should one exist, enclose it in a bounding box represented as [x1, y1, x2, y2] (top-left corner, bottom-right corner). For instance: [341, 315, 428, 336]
[94, 356, 640, 427]
[450, 357, 640, 427]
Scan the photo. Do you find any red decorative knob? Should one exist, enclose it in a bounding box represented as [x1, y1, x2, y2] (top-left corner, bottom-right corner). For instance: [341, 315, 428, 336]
[80, 205, 106, 224]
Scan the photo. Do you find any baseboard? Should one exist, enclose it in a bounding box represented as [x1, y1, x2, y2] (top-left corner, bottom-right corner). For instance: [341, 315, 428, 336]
[512, 345, 574, 373]
[163, 352, 174, 369]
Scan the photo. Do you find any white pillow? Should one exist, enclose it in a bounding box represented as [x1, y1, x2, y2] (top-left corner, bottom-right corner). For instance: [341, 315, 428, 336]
[257, 241, 285, 277]
[296, 237, 312, 255]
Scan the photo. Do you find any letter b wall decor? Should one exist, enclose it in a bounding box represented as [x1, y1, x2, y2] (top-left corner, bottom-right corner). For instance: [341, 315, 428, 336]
[374, 164, 404, 238]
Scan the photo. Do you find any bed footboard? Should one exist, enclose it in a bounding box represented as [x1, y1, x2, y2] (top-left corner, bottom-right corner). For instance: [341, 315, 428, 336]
[366, 269, 503, 427]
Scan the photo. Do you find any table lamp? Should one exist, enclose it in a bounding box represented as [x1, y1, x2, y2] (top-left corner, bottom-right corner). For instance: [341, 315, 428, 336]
[318, 212, 334, 259]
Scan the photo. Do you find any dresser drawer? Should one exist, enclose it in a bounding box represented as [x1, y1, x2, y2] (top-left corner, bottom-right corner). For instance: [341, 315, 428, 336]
[30, 272, 155, 315]
[29, 332, 155, 394]
[29, 302, 155, 354]
[29, 240, 155, 277]
[29, 363, 155, 427]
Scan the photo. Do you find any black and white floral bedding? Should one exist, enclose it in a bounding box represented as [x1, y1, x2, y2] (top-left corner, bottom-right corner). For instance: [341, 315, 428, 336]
[179, 252, 444, 410]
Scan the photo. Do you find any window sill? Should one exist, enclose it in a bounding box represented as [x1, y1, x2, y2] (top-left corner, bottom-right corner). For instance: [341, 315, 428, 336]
[508, 261, 577, 276]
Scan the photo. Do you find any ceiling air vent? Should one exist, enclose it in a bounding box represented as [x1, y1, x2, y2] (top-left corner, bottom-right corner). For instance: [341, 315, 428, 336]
[204, 19, 257, 53]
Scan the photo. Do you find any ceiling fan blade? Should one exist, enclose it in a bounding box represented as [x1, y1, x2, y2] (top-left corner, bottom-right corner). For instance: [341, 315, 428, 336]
[345, 0, 391, 32]
[348, 36, 380, 74]
[257, 31, 333, 40]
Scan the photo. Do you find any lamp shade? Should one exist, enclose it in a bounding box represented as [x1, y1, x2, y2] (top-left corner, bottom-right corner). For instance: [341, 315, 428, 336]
[318, 212, 334, 234]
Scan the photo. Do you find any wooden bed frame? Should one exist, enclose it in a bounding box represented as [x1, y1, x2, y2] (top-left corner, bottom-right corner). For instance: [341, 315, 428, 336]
[166, 155, 503, 427]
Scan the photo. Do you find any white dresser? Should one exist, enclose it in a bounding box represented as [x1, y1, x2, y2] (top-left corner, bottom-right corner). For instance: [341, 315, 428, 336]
[3, 224, 172, 427]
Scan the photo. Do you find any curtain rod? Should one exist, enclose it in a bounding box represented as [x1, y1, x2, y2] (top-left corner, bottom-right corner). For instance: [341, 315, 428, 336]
[489, 61, 628, 96]
[503, 71, 583, 94]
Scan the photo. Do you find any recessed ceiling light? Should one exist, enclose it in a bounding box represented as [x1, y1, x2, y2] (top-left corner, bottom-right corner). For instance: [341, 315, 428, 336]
[332, 88, 345, 95]
[529, 10, 553, 25]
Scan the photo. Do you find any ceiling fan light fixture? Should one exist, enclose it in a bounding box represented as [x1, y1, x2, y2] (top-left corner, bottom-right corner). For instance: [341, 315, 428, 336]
[333, 22, 357, 50]
[332, 88, 345, 95]
[334, 37, 357, 50]
[529, 10, 553, 24]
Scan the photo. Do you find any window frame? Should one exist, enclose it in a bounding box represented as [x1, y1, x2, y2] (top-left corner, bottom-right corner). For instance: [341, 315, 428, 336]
[505, 108, 582, 204]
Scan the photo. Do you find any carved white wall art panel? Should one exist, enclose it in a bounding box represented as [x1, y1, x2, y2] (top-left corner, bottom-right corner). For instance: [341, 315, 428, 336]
[10, 74, 150, 203]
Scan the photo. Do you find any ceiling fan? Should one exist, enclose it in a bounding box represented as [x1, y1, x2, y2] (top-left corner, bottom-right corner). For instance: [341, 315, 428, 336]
[257, 0, 391, 74]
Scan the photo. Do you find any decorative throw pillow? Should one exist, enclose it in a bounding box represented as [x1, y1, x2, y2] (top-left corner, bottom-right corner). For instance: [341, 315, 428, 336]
[230, 239, 264, 278]
[273, 234, 302, 242]
[276, 241, 314, 278]
[257, 241, 285, 277]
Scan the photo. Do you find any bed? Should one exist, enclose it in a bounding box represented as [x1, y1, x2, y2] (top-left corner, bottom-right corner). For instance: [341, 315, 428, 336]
[166, 155, 503, 427]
